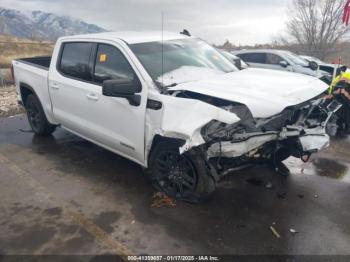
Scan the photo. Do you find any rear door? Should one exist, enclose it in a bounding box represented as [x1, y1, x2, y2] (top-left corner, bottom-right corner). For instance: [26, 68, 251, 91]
[49, 42, 95, 130]
[237, 52, 267, 69]
[49, 41, 147, 164]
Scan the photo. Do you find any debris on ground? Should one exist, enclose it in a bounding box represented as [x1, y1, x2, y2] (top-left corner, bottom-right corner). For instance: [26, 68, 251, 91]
[270, 225, 281, 238]
[265, 182, 273, 189]
[19, 129, 34, 133]
[151, 192, 176, 208]
[0, 86, 24, 118]
[297, 194, 304, 199]
[277, 191, 287, 199]
[289, 228, 298, 235]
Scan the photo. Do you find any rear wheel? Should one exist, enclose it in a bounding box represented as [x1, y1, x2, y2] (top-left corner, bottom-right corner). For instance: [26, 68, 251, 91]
[147, 140, 216, 203]
[25, 94, 56, 136]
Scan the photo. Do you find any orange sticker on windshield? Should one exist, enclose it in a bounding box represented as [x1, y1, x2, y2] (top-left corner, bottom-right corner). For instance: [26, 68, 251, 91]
[99, 54, 107, 63]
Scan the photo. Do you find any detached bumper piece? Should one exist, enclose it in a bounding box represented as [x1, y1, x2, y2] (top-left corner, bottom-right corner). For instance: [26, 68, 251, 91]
[298, 134, 329, 153]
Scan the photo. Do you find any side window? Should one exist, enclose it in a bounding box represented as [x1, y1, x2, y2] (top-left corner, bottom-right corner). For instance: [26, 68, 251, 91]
[59, 42, 93, 81]
[266, 53, 284, 65]
[94, 44, 135, 84]
[238, 53, 266, 64]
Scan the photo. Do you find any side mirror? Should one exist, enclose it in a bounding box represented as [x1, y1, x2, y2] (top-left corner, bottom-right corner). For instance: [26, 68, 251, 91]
[309, 61, 318, 71]
[279, 61, 288, 68]
[102, 77, 142, 106]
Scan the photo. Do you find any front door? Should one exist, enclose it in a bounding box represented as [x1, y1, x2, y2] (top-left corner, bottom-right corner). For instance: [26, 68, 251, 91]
[264, 53, 292, 72]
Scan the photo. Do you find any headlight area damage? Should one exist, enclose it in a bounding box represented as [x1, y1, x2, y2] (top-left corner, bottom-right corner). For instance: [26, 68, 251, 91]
[146, 90, 342, 181]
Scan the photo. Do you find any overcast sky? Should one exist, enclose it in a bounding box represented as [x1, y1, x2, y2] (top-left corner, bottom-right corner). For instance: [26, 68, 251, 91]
[0, 0, 292, 45]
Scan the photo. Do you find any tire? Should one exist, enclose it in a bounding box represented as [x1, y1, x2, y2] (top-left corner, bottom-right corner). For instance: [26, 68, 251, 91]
[146, 140, 216, 203]
[25, 94, 56, 136]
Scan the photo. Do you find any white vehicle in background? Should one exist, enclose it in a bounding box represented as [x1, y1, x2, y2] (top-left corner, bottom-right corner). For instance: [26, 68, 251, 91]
[300, 55, 348, 82]
[233, 49, 330, 78]
[12, 31, 340, 202]
[300, 55, 324, 64]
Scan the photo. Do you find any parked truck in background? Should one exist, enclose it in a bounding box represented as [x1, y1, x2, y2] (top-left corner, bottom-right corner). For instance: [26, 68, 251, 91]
[12, 31, 341, 202]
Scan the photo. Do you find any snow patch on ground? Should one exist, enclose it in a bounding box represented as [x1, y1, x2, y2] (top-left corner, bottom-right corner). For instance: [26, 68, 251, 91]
[0, 86, 24, 117]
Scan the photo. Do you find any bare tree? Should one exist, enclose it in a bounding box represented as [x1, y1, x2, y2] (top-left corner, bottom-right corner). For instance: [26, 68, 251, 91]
[286, 0, 349, 59]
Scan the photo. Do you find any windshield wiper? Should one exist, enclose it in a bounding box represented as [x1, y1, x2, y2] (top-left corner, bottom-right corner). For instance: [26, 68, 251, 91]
[155, 81, 178, 94]
[164, 83, 178, 88]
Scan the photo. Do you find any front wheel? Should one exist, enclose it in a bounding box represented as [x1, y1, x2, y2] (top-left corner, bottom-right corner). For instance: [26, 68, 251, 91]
[25, 94, 56, 136]
[146, 140, 216, 203]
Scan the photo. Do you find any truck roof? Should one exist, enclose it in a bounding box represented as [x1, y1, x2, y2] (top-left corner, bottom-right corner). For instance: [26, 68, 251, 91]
[58, 31, 192, 44]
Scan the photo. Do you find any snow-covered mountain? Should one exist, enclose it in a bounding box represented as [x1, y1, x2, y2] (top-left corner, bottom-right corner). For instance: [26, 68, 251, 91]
[0, 7, 106, 40]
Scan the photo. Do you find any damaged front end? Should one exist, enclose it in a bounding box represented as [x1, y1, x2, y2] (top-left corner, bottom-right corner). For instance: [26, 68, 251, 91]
[178, 91, 342, 177]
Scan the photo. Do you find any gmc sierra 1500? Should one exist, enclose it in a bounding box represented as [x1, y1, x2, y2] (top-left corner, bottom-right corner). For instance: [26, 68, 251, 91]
[12, 31, 340, 202]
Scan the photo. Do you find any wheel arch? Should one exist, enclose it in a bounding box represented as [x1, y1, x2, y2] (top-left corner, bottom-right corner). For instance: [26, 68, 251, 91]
[146, 134, 186, 167]
[19, 82, 57, 125]
[19, 82, 37, 106]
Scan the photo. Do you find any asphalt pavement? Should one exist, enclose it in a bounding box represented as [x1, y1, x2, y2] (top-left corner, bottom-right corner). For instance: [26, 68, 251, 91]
[0, 114, 349, 260]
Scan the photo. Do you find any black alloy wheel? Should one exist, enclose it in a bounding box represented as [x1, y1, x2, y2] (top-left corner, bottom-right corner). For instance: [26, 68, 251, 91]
[147, 140, 216, 203]
[153, 150, 198, 199]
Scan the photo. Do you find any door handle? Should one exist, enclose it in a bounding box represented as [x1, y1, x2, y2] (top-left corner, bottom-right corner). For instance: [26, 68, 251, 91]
[51, 83, 60, 90]
[86, 93, 99, 101]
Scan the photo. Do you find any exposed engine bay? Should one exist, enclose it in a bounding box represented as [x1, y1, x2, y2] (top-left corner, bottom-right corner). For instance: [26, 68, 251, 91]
[172, 90, 342, 177]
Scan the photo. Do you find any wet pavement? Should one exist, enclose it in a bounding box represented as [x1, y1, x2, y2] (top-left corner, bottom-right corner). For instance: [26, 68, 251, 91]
[0, 114, 350, 257]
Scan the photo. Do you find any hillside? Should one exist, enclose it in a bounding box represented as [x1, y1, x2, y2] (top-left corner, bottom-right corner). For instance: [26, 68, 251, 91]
[0, 7, 106, 41]
[0, 34, 54, 68]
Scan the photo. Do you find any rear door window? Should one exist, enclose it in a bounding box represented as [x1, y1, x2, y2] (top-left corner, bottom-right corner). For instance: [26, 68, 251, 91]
[59, 42, 93, 81]
[237, 53, 266, 64]
[93, 44, 135, 84]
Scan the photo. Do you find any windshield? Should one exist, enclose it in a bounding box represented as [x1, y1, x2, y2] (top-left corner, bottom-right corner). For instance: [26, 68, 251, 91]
[130, 38, 237, 86]
[283, 51, 309, 67]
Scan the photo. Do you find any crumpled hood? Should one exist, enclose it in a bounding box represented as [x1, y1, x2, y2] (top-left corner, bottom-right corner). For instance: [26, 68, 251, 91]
[169, 68, 328, 118]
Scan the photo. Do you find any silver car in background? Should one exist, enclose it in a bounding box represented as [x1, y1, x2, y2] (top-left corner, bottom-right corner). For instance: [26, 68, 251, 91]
[233, 49, 328, 78]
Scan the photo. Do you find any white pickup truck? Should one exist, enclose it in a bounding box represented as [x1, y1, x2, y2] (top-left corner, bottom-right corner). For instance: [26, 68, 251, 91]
[12, 31, 340, 202]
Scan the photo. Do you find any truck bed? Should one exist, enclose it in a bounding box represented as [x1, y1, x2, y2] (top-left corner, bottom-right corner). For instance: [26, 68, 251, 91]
[16, 56, 52, 70]
[13, 56, 52, 116]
